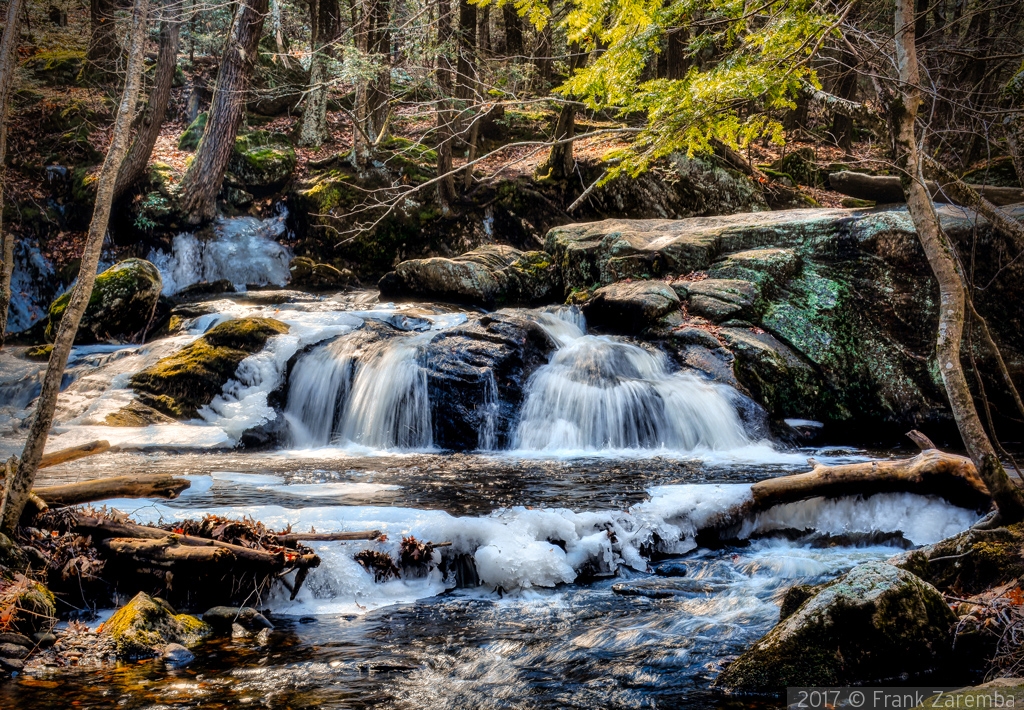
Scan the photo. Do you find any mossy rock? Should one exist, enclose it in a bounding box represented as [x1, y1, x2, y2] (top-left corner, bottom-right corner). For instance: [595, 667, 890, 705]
[770, 147, 823, 187]
[248, 51, 309, 115]
[22, 50, 86, 85]
[715, 561, 956, 693]
[102, 592, 211, 660]
[178, 112, 208, 151]
[45, 259, 163, 344]
[130, 317, 289, 419]
[228, 131, 297, 190]
[961, 156, 1020, 188]
[376, 136, 437, 183]
[25, 344, 53, 361]
[70, 165, 100, 206]
[289, 256, 354, 291]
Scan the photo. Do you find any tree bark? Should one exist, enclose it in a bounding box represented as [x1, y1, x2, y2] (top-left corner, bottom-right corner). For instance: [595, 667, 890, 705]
[476, 5, 490, 55]
[533, 23, 552, 91]
[501, 4, 523, 57]
[0, 0, 26, 345]
[830, 47, 858, 154]
[0, 0, 151, 535]
[455, 0, 476, 102]
[88, 0, 126, 74]
[349, 0, 391, 161]
[435, 0, 456, 208]
[269, 0, 301, 71]
[37, 440, 112, 469]
[177, 0, 269, 223]
[33, 474, 190, 507]
[113, 0, 182, 200]
[541, 43, 586, 181]
[299, 0, 340, 147]
[888, 0, 1024, 522]
[827, 170, 1024, 206]
[665, 27, 688, 80]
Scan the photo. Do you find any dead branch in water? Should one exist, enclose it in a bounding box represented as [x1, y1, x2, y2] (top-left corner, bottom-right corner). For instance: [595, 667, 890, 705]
[33, 474, 191, 507]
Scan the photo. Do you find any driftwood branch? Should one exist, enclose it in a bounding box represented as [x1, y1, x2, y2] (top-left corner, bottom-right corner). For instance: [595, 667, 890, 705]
[275, 530, 383, 546]
[38, 440, 112, 469]
[33, 474, 191, 507]
[829, 171, 1024, 206]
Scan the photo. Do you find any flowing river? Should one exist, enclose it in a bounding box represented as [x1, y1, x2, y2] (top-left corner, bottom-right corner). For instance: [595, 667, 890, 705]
[0, 218, 981, 709]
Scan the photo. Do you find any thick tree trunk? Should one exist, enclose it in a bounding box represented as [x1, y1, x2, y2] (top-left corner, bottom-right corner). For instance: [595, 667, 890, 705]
[299, 0, 340, 147]
[827, 170, 1024, 206]
[830, 48, 858, 154]
[435, 0, 456, 208]
[113, 1, 181, 199]
[888, 0, 1024, 523]
[0, 0, 26, 345]
[177, 0, 269, 223]
[455, 0, 476, 101]
[541, 43, 585, 181]
[665, 27, 688, 80]
[0, 0, 151, 535]
[477, 5, 490, 55]
[501, 4, 522, 57]
[88, 0, 126, 74]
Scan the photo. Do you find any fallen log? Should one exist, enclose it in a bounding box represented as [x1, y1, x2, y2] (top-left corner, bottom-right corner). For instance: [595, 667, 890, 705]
[828, 171, 1024, 206]
[275, 530, 384, 546]
[99, 537, 235, 567]
[75, 515, 285, 568]
[33, 474, 191, 507]
[38, 440, 112, 470]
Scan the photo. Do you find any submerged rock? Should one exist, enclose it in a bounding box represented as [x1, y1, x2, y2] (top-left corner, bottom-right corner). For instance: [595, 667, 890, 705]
[130, 317, 289, 419]
[582, 280, 680, 334]
[716, 561, 956, 693]
[45, 258, 163, 344]
[102, 592, 211, 660]
[380, 245, 561, 308]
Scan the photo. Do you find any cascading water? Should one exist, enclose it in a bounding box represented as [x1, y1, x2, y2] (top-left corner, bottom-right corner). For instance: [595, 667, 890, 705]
[515, 309, 753, 452]
[147, 207, 293, 295]
[285, 333, 433, 450]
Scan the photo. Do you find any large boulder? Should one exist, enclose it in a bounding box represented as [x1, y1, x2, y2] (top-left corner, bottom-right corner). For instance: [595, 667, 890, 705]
[131, 317, 289, 419]
[380, 245, 562, 308]
[102, 592, 211, 660]
[45, 258, 162, 344]
[227, 131, 297, 193]
[716, 561, 956, 693]
[582, 280, 680, 333]
[423, 310, 557, 450]
[548, 205, 1024, 435]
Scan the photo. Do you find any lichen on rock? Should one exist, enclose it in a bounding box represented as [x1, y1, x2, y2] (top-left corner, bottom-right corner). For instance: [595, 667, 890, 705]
[102, 592, 211, 660]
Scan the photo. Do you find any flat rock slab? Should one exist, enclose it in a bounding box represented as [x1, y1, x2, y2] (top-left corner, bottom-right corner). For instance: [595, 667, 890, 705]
[583, 280, 680, 333]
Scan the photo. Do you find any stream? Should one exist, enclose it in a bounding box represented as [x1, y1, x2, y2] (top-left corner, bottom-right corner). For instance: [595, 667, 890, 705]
[0, 217, 982, 709]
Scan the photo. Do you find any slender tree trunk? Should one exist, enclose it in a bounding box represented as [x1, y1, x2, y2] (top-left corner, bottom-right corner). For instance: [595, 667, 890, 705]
[477, 5, 490, 55]
[889, 0, 1024, 522]
[299, 0, 340, 146]
[1007, 102, 1024, 185]
[88, 0, 126, 74]
[113, 0, 181, 199]
[435, 0, 456, 208]
[177, 0, 269, 223]
[533, 23, 552, 91]
[0, 0, 26, 344]
[269, 0, 301, 71]
[542, 43, 585, 180]
[350, 0, 390, 161]
[455, 0, 476, 101]
[831, 47, 858, 155]
[665, 27, 688, 80]
[0, 0, 151, 535]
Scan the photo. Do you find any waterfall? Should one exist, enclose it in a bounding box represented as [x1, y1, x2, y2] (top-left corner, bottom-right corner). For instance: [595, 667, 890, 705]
[515, 310, 752, 452]
[285, 333, 433, 450]
[476, 371, 499, 451]
[148, 207, 293, 296]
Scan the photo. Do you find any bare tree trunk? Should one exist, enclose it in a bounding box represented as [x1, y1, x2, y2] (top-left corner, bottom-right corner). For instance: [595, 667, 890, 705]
[455, 0, 476, 101]
[435, 0, 456, 208]
[299, 0, 340, 146]
[888, 0, 1024, 522]
[541, 43, 585, 181]
[665, 27, 688, 80]
[501, 4, 522, 57]
[477, 5, 490, 55]
[113, 0, 181, 199]
[533, 23, 552, 91]
[350, 0, 390, 161]
[88, 0, 126, 74]
[0, 0, 26, 345]
[177, 0, 269, 224]
[269, 0, 301, 71]
[0, 0, 151, 535]
[1007, 99, 1024, 185]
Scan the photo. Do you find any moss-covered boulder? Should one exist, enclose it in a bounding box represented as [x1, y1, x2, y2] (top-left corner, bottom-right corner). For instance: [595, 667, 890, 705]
[289, 256, 354, 291]
[130, 317, 289, 419]
[768, 147, 823, 187]
[380, 245, 561, 308]
[45, 259, 163, 344]
[227, 131, 297, 192]
[715, 561, 956, 693]
[248, 50, 309, 116]
[177, 112, 208, 151]
[102, 592, 211, 660]
[22, 50, 86, 85]
[582, 280, 681, 334]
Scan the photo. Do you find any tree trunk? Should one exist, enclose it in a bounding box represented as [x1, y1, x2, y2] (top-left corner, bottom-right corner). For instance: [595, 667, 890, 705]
[541, 43, 585, 181]
[269, 0, 301, 71]
[665, 27, 688, 80]
[455, 0, 476, 101]
[177, 0, 269, 223]
[88, 0, 126, 74]
[888, 0, 1024, 523]
[435, 0, 456, 208]
[0, 0, 151, 535]
[501, 4, 522, 57]
[0, 0, 26, 345]
[350, 0, 391, 161]
[827, 170, 1024, 205]
[533, 23, 552, 91]
[830, 47, 858, 154]
[113, 0, 181, 200]
[477, 5, 490, 55]
[299, 0, 340, 146]
[1007, 103, 1024, 186]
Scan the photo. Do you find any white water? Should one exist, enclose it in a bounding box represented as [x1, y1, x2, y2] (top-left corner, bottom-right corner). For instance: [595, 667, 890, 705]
[148, 210, 293, 295]
[106, 481, 977, 615]
[284, 333, 434, 450]
[514, 310, 753, 453]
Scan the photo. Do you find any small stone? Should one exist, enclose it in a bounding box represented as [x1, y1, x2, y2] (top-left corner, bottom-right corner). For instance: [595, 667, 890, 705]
[162, 643, 195, 667]
[0, 656, 25, 672]
[231, 623, 250, 639]
[255, 628, 273, 646]
[0, 633, 33, 649]
[0, 643, 29, 659]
